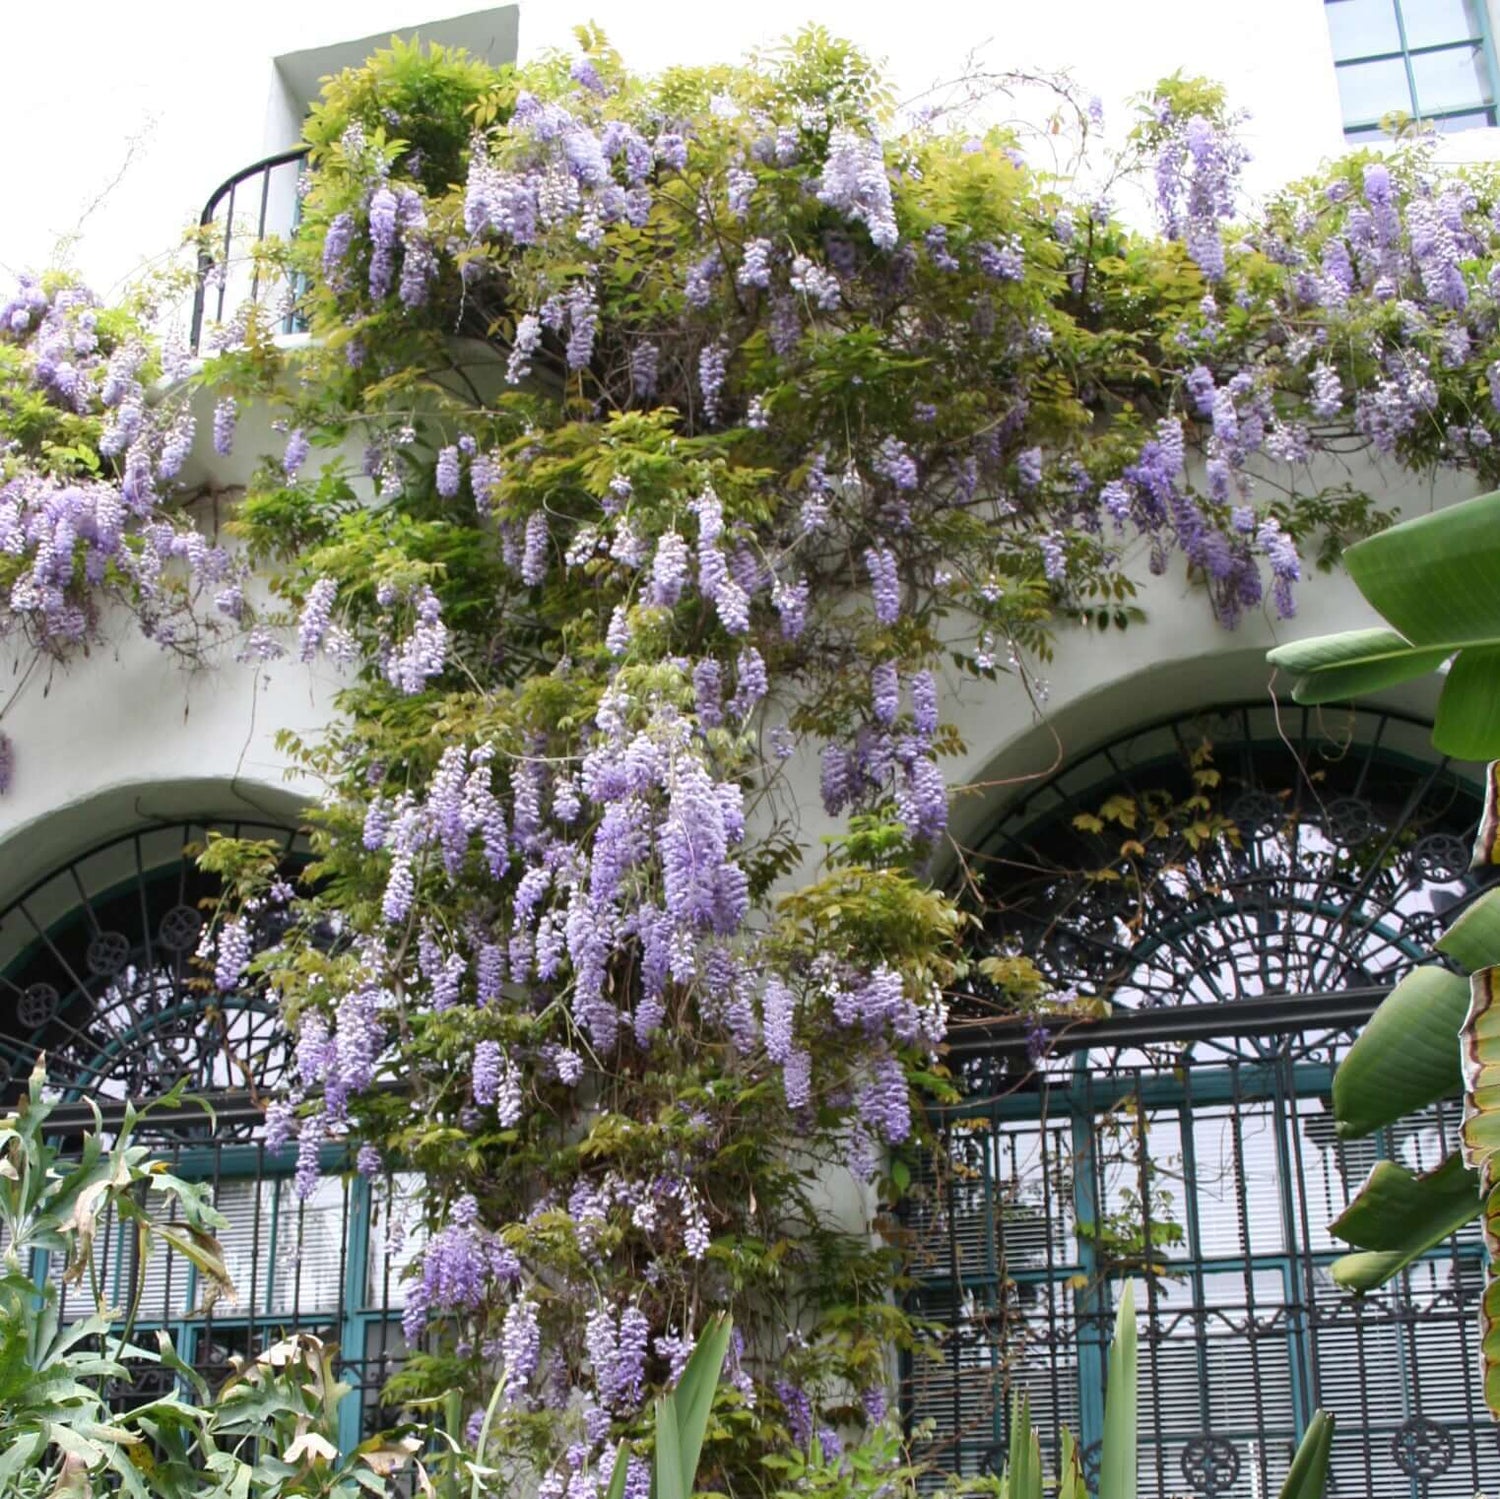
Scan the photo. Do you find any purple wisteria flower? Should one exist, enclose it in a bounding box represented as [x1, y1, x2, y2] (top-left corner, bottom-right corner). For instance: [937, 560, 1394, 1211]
[864, 545, 900, 623]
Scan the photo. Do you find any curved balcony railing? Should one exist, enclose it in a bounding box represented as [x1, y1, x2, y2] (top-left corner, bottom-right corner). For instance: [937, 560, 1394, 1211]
[189, 147, 312, 354]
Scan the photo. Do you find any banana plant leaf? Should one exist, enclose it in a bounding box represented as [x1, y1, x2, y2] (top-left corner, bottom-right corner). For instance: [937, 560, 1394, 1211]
[1462, 968, 1500, 1174]
[1331, 966, 1468, 1138]
[1438, 888, 1500, 973]
[1267, 489, 1500, 758]
[1485, 1182, 1500, 1412]
[1459, 969, 1500, 1417]
[1329, 1154, 1481, 1290]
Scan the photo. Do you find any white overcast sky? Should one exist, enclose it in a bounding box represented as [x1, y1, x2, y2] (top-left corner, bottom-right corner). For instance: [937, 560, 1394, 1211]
[0, 0, 1365, 301]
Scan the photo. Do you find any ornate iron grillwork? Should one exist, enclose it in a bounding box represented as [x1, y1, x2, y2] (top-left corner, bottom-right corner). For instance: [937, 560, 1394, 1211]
[908, 704, 1496, 1499]
[0, 819, 307, 1136]
[0, 819, 418, 1447]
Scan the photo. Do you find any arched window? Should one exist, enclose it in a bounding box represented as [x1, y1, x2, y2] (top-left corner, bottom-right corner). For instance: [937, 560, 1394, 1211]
[0, 820, 415, 1444]
[907, 704, 1495, 1499]
[0, 819, 304, 1124]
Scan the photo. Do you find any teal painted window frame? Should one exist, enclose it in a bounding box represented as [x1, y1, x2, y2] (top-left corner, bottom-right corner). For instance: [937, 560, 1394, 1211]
[1325, 0, 1500, 137]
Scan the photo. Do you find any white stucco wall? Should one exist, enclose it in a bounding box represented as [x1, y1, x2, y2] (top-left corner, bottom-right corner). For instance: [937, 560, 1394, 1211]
[8, 1, 1500, 302]
[3, 4, 1496, 895]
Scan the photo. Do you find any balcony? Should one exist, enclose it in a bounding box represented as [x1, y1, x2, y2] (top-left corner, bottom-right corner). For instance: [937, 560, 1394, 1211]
[189, 147, 311, 355]
[185, 5, 521, 355]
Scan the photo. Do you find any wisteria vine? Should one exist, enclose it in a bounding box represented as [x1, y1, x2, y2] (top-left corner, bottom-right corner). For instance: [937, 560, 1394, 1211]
[12, 24, 1500, 1499]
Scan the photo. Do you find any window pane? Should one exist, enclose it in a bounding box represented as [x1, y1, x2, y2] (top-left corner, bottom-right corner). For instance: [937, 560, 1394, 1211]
[1326, 0, 1402, 60]
[1433, 105, 1498, 129]
[1400, 0, 1486, 49]
[1335, 55, 1414, 121]
[366, 1173, 427, 1309]
[1343, 123, 1394, 140]
[212, 1179, 275, 1316]
[1413, 42, 1494, 111]
[268, 1175, 347, 1316]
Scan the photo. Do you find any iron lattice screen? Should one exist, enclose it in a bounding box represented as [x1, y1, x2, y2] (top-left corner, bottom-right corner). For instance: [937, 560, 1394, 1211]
[909, 705, 1496, 1498]
[25, 1112, 423, 1449]
[905, 1047, 1493, 1499]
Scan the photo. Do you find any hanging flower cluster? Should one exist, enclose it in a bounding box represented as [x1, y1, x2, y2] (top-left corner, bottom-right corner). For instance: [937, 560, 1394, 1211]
[66, 26, 1500, 1499]
[0, 277, 241, 672]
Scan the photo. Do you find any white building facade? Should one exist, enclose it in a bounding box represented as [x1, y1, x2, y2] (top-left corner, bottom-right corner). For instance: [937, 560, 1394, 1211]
[6, 4, 1500, 1495]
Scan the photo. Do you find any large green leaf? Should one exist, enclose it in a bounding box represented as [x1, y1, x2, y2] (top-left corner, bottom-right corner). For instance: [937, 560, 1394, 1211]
[603, 1441, 630, 1499]
[1328, 1154, 1480, 1290]
[653, 1395, 684, 1499]
[1332, 966, 1468, 1138]
[1266, 494, 1500, 757]
[1331, 1153, 1480, 1251]
[1267, 628, 1453, 705]
[1279, 1411, 1334, 1499]
[1435, 645, 1500, 759]
[665, 1313, 731, 1499]
[1438, 888, 1500, 974]
[1329, 1246, 1427, 1292]
[1099, 1283, 1136, 1499]
[1343, 488, 1500, 648]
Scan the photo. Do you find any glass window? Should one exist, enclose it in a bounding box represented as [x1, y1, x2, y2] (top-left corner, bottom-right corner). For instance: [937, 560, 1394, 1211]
[1413, 41, 1495, 110]
[1325, 0, 1499, 134]
[1335, 55, 1413, 121]
[1402, 0, 1486, 48]
[1326, 0, 1402, 60]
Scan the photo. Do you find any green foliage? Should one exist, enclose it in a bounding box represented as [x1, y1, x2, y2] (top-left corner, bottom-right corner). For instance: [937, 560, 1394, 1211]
[1328, 1154, 1481, 1290]
[1330, 965, 1470, 1139]
[1269, 489, 1500, 758]
[0, 1061, 409, 1499]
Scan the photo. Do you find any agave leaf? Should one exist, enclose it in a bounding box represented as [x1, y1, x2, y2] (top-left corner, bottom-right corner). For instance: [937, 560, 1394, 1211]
[1332, 967, 1468, 1139]
[603, 1441, 630, 1499]
[1006, 1395, 1041, 1499]
[653, 1393, 684, 1499]
[1058, 1429, 1088, 1499]
[1278, 1410, 1334, 1499]
[1099, 1283, 1137, 1499]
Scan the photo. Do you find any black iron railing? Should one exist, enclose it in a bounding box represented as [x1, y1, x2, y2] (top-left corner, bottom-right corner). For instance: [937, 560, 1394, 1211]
[189, 147, 311, 354]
